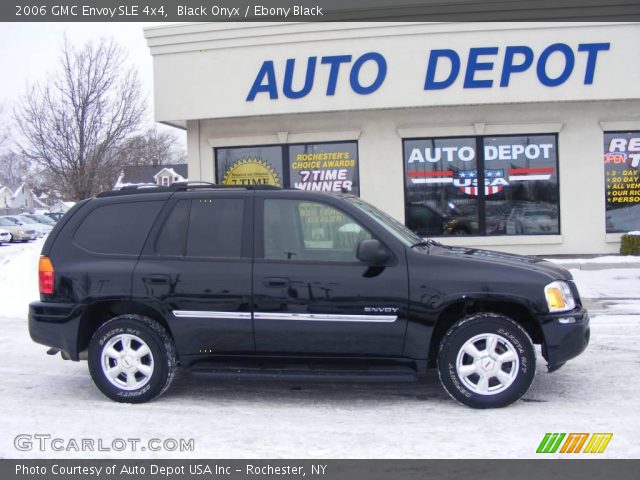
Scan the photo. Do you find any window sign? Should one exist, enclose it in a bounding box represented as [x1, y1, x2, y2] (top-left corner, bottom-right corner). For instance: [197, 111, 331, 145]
[604, 132, 640, 233]
[288, 142, 359, 194]
[216, 142, 359, 194]
[404, 137, 479, 236]
[483, 135, 559, 236]
[404, 135, 559, 237]
[216, 146, 283, 187]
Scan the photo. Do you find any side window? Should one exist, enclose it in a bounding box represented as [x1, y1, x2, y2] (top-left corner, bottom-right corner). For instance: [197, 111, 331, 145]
[74, 201, 164, 255]
[155, 200, 189, 256]
[263, 199, 371, 262]
[186, 198, 244, 258]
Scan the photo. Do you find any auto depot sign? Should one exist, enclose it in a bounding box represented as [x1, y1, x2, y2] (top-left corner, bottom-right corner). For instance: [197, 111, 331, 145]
[149, 23, 640, 121]
[246, 42, 610, 101]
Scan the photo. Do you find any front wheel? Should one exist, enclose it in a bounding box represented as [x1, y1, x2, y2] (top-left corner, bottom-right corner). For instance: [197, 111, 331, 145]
[88, 315, 177, 403]
[437, 313, 536, 408]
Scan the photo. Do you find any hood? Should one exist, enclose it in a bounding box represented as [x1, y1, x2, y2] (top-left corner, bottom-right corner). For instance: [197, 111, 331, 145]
[424, 242, 572, 281]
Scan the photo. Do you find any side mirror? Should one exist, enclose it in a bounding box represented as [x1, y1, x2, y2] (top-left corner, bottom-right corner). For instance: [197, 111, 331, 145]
[356, 239, 391, 266]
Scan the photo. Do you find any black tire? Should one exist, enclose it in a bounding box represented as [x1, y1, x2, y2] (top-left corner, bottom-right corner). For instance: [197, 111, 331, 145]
[437, 313, 536, 408]
[88, 314, 177, 403]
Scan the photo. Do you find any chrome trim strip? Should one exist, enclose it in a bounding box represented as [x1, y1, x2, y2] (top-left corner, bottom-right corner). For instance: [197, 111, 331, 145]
[173, 310, 252, 320]
[254, 312, 397, 323]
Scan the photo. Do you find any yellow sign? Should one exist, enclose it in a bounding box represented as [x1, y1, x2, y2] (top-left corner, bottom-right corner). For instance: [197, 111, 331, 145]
[222, 158, 281, 186]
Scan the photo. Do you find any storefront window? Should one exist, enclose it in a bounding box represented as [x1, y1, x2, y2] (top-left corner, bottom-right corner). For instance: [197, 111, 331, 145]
[404, 134, 560, 237]
[216, 145, 284, 187]
[404, 137, 479, 236]
[288, 142, 359, 194]
[604, 132, 640, 233]
[215, 142, 359, 193]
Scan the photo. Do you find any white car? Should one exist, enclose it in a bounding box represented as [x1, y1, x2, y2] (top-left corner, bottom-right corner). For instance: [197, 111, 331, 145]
[1, 215, 53, 238]
[0, 228, 11, 244]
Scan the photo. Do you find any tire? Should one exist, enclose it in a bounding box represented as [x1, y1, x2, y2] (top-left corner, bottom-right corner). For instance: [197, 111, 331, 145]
[437, 313, 536, 408]
[88, 314, 177, 403]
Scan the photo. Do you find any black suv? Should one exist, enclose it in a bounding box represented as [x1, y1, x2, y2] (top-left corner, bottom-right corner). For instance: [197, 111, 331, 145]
[29, 183, 589, 408]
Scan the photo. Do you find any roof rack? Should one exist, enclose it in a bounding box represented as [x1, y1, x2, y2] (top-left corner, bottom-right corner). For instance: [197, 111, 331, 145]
[97, 181, 283, 198]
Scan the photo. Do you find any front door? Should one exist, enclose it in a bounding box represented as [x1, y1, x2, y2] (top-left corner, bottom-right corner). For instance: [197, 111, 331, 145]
[252, 195, 408, 356]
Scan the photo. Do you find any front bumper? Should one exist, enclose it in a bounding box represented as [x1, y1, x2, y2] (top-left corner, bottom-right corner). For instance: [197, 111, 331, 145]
[29, 302, 85, 360]
[12, 232, 37, 241]
[539, 307, 590, 372]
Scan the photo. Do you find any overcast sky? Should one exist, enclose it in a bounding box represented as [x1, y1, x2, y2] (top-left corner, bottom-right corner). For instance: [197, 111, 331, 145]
[0, 22, 185, 152]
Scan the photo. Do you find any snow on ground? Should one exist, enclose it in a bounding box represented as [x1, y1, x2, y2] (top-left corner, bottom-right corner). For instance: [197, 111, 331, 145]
[0, 241, 639, 459]
[545, 255, 639, 265]
[570, 268, 640, 300]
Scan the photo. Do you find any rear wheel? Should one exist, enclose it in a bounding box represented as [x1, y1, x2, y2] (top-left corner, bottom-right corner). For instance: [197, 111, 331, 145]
[437, 313, 536, 408]
[88, 314, 177, 403]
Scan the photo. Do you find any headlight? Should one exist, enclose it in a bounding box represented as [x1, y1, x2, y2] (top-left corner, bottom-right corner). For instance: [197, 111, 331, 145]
[18, 230, 25, 235]
[544, 280, 576, 312]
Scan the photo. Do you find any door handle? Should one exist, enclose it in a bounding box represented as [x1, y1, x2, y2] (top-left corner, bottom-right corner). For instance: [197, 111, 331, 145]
[144, 274, 170, 285]
[263, 277, 290, 288]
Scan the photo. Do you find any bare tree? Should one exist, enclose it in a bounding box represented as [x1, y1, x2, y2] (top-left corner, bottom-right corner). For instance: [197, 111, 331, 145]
[14, 37, 146, 200]
[0, 104, 8, 151]
[113, 127, 186, 167]
[0, 151, 29, 187]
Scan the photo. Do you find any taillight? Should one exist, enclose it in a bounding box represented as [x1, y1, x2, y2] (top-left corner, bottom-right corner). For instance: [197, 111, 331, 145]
[39, 256, 54, 295]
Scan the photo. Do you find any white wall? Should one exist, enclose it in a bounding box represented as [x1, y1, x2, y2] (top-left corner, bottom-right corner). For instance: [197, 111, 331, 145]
[146, 22, 640, 121]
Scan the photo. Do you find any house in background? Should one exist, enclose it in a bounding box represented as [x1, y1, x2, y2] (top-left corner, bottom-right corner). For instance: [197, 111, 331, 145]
[114, 164, 187, 189]
[0, 183, 48, 214]
[0, 186, 12, 209]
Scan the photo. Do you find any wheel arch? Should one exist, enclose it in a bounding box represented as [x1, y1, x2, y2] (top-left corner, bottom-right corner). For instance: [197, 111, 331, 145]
[427, 298, 543, 367]
[77, 300, 174, 357]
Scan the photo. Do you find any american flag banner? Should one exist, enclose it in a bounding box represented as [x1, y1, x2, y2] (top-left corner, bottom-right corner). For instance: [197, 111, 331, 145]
[408, 167, 555, 196]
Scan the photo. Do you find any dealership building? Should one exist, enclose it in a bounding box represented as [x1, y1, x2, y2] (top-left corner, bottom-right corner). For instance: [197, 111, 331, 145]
[144, 22, 640, 255]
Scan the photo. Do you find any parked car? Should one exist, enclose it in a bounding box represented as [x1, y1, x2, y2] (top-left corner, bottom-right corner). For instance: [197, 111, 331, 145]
[1, 215, 53, 238]
[0, 228, 11, 244]
[45, 212, 65, 222]
[23, 214, 57, 226]
[0, 217, 37, 242]
[29, 183, 589, 408]
[506, 206, 559, 235]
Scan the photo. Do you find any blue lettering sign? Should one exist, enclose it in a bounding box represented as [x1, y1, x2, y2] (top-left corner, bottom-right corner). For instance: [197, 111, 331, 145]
[500, 46, 534, 87]
[246, 42, 610, 101]
[349, 52, 387, 95]
[283, 57, 317, 99]
[321, 55, 352, 95]
[246, 60, 278, 101]
[424, 49, 460, 90]
[536, 43, 574, 87]
[464, 47, 499, 88]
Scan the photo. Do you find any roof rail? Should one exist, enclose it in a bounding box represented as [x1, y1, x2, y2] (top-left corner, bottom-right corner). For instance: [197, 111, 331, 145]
[170, 181, 281, 191]
[97, 182, 283, 198]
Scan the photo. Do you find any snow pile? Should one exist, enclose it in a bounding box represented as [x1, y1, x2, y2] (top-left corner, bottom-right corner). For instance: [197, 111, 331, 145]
[0, 240, 42, 319]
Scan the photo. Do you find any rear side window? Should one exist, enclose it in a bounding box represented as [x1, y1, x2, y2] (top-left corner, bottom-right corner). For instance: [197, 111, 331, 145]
[74, 201, 164, 255]
[154, 198, 244, 258]
[155, 200, 189, 256]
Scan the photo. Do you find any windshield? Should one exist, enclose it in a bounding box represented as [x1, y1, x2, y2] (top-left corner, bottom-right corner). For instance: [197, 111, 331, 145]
[0, 218, 15, 227]
[345, 196, 423, 247]
[16, 216, 36, 224]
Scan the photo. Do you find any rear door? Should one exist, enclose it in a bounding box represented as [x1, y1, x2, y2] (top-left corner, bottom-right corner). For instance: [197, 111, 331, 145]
[252, 193, 409, 356]
[133, 191, 254, 356]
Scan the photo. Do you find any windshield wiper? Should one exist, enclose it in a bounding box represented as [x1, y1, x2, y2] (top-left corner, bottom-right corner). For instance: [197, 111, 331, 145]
[410, 238, 446, 250]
